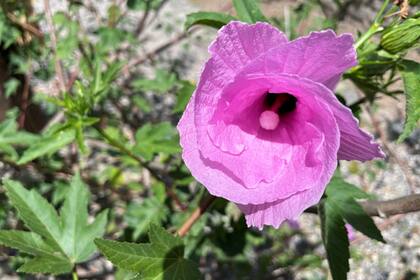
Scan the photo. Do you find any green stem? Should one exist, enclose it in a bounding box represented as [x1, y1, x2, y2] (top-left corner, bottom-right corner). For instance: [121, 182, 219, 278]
[354, 23, 382, 50]
[354, 0, 391, 50]
[94, 126, 145, 165]
[72, 271, 79, 280]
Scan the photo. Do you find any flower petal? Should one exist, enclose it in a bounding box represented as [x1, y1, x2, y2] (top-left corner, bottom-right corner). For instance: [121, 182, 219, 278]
[192, 21, 289, 155]
[237, 180, 325, 229]
[237, 137, 335, 229]
[209, 21, 288, 82]
[240, 43, 384, 160]
[180, 74, 340, 205]
[245, 30, 357, 90]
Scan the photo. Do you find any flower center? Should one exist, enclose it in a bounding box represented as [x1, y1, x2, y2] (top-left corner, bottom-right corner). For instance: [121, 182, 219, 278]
[259, 93, 297, 130]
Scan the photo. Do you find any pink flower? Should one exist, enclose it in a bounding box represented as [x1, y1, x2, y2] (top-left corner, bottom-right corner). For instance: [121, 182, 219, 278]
[177, 22, 384, 229]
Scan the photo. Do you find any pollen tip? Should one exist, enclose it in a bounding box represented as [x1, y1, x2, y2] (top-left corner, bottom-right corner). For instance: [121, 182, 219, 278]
[259, 110, 280, 130]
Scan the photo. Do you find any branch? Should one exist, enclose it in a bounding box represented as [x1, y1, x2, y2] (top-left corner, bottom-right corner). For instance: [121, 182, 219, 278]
[306, 194, 420, 217]
[177, 194, 216, 237]
[6, 12, 43, 38]
[18, 73, 31, 129]
[134, 0, 151, 36]
[124, 27, 198, 71]
[359, 194, 420, 217]
[43, 0, 67, 92]
[176, 193, 420, 237]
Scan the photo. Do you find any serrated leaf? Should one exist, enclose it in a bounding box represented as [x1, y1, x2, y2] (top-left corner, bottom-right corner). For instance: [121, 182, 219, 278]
[325, 174, 384, 243]
[95, 225, 201, 280]
[325, 174, 370, 200]
[0, 113, 38, 157]
[76, 209, 108, 262]
[59, 174, 88, 260]
[58, 174, 108, 262]
[319, 200, 350, 280]
[3, 180, 64, 253]
[185, 12, 237, 30]
[0, 230, 56, 257]
[0, 114, 38, 160]
[125, 197, 168, 239]
[330, 199, 385, 243]
[17, 256, 73, 275]
[2, 176, 108, 275]
[17, 128, 75, 164]
[398, 60, 420, 142]
[232, 0, 269, 23]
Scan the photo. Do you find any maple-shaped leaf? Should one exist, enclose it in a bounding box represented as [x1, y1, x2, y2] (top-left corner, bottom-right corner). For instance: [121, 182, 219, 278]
[95, 224, 202, 280]
[0, 175, 108, 275]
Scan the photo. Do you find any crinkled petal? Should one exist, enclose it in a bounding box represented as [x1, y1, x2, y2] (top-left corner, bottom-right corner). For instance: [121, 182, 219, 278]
[239, 43, 384, 161]
[192, 21, 289, 155]
[237, 138, 335, 229]
[208, 21, 288, 83]
[178, 23, 382, 230]
[335, 110, 385, 161]
[245, 30, 357, 90]
[180, 74, 340, 205]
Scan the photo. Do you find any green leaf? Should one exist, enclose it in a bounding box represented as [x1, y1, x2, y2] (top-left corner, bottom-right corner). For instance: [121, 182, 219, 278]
[3, 180, 64, 253]
[58, 173, 108, 262]
[1, 176, 108, 275]
[232, 0, 269, 23]
[0, 110, 38, 146]
[59, 174, 88, 261]
[0, 230, 56, 257]
[76, 209, 109, 262]
[125, 197, 168, 239]
[17, 128, 75, 164]
[319, 200, 350, 280]
[185, 12, 237, 30]
[173, 81, 195, 114]
[132, 69, 177, 94]
[95, 224, 202, 280]
[17, 256, 73, 275]
[325, 174, 370, 200]
[133, 96, 151, 113]
[134, 122, 180, 160]
[321, 174, 385, 279]
[127, 0, 163, 11]
[0, 112, 39, 160]
[59, 174, 89, 253]
[4, 78, 20, 98]
[330, 199, 385, 243]
[397, 60, 420, 142]
[325, 174, 384, 243]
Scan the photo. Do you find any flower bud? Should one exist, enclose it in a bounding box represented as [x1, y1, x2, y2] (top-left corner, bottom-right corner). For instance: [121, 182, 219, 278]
[381, 18, 420, 54]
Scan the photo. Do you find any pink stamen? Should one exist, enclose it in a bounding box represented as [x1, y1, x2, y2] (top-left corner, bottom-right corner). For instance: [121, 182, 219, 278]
[259, 94, 288, 130]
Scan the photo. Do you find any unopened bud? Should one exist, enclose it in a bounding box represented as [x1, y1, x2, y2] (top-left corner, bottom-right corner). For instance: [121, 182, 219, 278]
[381, 18, 420, 54]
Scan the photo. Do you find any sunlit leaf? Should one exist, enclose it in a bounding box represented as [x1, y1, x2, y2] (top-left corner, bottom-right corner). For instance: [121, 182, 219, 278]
[185, 12, 237, 30]
[95, 224, 202, 280]
[397, 60, 420, 142]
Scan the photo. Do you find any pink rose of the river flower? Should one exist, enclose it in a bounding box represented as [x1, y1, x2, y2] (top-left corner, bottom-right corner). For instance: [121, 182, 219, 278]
[177, 21, 384, 229]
